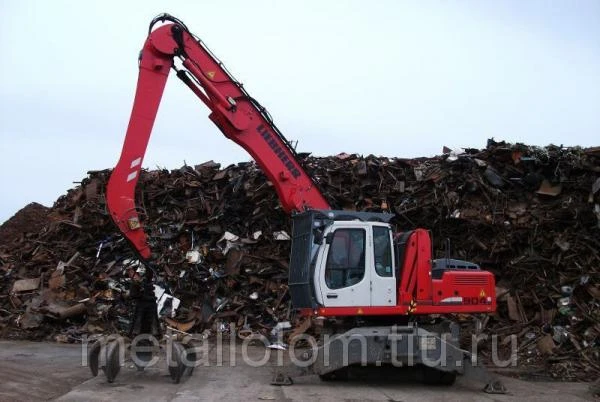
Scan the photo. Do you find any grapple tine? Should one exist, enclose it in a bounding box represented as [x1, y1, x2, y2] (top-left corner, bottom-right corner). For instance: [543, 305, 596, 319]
[168, 341, 186, 384]
[102, 339, 122, 383]
[88, 340, 102, 377]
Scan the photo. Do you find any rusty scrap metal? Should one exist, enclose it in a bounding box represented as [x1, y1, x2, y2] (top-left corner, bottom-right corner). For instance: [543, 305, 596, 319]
[0, 139, 598, 380]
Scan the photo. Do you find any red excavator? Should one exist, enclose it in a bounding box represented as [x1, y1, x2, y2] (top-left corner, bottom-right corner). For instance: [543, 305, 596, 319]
[91, 14, 505, 392]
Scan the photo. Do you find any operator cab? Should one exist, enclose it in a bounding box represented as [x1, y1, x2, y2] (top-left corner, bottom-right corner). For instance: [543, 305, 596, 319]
[288, 210, 396, 309]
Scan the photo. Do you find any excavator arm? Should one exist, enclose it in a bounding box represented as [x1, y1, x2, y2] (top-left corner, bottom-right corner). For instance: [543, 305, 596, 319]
[106, 14, 330, 260]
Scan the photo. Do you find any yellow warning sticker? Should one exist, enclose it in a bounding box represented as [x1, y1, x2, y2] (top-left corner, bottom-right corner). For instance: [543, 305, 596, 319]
[479, 289, 486, 297]
[357, 308, 363, 315]
[206, 71, 215, 79]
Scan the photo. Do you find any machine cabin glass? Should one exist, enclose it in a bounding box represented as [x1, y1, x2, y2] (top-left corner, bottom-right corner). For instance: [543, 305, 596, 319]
[325, 228, 366, 290]
[373, 226, 393, 277]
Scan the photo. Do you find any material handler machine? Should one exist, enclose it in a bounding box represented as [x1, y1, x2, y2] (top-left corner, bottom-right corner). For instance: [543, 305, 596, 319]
[91, 14, 505, 393]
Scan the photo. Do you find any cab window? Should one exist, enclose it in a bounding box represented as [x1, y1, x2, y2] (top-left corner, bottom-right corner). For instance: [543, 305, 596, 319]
[325, 229, 366, 289]
[373, 226, 393, 277]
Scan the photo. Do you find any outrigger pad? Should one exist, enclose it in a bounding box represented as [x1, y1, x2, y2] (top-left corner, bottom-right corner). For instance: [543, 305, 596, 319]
[483, 379, 507, 394]
[271, 372, 293, 386]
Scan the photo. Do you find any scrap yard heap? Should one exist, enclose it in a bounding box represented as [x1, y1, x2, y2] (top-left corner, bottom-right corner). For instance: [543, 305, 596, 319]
[0, 139, 599, 381]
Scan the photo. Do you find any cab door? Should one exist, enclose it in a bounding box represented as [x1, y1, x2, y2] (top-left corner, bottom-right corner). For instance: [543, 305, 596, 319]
[316, 224, 370, 307]
[370, 225, 396, 306]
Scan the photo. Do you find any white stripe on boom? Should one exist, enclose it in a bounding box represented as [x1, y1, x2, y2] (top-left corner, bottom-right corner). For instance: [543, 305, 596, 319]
[130, 157, 142, 168]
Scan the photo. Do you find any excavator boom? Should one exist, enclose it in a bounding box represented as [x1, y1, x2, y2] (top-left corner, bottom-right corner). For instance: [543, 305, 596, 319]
[106, 15, 329, 260]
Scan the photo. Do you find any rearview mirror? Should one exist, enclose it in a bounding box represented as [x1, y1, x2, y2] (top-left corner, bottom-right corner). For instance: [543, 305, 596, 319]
[313, 230, 323, 244]
[325, 232, 334, 244]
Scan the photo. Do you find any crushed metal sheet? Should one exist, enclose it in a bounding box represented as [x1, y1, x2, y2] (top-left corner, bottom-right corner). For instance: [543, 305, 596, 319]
[11, 278, 41, 293]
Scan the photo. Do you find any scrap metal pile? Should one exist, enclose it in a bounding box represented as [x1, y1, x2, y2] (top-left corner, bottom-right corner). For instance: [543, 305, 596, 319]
[1, 139, 599, 380]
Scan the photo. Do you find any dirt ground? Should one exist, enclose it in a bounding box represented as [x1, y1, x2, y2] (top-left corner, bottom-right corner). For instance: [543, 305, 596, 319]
[0, 341, 89, 400]
[0, 340, 596, 402]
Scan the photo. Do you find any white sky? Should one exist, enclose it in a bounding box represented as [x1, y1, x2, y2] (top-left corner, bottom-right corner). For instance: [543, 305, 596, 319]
[1, 0, 599, 223]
